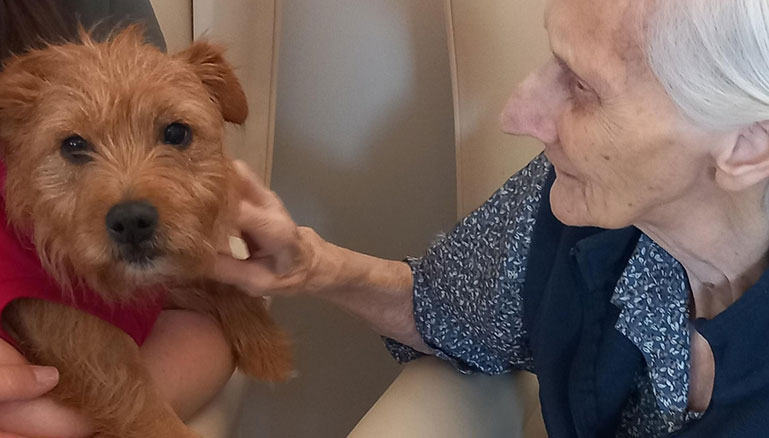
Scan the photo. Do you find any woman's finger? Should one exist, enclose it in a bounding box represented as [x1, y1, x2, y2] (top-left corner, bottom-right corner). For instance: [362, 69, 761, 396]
[235, 201, 296, 256]
[212, 252, 303, 297]
[0, 365, 58, 403]
[212, 254, 275, 296]
[232, 160, 273, 206]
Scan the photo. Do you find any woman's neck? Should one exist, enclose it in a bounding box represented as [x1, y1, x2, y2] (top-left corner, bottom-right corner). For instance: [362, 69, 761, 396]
[637, 183, 769, 319]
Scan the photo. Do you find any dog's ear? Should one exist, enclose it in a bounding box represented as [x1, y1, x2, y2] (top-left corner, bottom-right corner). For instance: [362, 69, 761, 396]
[0, 49, 51, 112]
[0, 54, 49, 158]
[176, 41, 249, 125]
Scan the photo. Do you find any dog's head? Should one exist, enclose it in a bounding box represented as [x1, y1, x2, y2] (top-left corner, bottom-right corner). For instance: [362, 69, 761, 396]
[0, 27, 247, 299]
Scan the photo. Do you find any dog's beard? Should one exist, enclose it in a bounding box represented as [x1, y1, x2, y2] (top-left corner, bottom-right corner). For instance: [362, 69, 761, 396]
[34, 225, 218, 301]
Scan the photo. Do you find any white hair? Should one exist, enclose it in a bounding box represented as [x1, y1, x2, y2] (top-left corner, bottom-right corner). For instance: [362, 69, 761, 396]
[646, 0, 769, 130]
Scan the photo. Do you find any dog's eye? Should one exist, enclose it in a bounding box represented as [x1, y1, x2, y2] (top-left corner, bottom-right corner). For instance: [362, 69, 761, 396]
[60, 135, 93, 164]
[163, 122, 192, 148]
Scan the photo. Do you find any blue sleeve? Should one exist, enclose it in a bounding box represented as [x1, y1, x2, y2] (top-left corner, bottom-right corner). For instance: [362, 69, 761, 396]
[386, 153, 552, 374]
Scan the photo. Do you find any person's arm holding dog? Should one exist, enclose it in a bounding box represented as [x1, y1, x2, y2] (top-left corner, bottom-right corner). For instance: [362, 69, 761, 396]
[0, 310, 235, 438]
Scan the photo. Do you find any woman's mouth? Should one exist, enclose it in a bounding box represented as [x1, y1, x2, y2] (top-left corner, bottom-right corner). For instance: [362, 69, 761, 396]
[543, 148, 575, 177]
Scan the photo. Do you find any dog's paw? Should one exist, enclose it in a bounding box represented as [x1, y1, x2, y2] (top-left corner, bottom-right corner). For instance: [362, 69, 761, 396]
[236, 328, 295, 381]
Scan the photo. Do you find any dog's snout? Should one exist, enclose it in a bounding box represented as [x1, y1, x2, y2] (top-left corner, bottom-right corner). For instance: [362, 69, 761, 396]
[106, 201, 158, 246]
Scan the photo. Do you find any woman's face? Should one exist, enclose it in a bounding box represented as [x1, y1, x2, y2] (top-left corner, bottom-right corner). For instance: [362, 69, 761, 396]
[501, 0, 732, 229]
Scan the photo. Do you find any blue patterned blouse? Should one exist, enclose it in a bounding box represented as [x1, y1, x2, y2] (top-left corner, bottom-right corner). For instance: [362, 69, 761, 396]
[386, 154, 703, 437]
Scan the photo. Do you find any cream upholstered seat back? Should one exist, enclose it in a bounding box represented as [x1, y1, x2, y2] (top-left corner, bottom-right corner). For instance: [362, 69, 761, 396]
[447, 0, 548, 216]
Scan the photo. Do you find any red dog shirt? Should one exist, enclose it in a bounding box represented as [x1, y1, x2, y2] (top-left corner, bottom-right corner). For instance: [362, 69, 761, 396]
[0, 162, 163, 348]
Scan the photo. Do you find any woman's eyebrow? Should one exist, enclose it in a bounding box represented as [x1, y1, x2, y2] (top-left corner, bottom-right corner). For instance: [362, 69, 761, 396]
[553, 52, 583, 80]
[553, 51, 609, 94]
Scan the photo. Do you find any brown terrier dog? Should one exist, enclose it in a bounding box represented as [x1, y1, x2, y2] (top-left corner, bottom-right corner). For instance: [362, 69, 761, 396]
[0, 27, 292, 438]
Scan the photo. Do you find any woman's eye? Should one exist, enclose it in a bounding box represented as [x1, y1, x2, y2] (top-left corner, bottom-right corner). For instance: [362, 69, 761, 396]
[163, 122, 192, 149]
[60, 135, 93, 164]
[569, 75, 591, 95]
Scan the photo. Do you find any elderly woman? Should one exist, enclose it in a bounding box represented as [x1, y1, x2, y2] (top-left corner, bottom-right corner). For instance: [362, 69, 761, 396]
[215, 0, 769, 436]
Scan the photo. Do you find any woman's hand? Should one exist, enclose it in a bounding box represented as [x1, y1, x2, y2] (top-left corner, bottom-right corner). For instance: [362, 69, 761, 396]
[0, 310, 236, 438]
[212, 161, 330, 297]
[212, 161, 431, 353]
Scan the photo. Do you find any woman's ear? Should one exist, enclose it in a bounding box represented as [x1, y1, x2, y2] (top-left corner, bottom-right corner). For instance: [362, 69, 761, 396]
[714, 121, 769, 191]
[175, 41, 249, 125]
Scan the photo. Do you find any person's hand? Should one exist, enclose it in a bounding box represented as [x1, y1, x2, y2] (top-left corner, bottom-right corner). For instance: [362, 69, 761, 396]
[0, 363, 58, 403]
[0, 348, 62, 438]
[212, 161, 329, 297]
[0, 337, 90, 438]
[0, 361, 61, 438]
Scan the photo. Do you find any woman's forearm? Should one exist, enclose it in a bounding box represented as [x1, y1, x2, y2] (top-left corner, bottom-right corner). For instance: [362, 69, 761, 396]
[306, 229, 431, 353]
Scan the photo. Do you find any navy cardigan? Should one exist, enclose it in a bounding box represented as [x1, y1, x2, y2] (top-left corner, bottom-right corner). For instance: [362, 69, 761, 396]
[526, 171, 769, 437]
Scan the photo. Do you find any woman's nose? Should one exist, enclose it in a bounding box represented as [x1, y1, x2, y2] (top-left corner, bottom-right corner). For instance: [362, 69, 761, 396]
[500, 59, 566, 144]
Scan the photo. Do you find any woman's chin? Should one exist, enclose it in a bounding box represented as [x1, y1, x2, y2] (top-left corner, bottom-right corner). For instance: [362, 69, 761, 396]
[550, 179, 591, 227]
[549, 180, 632, 230]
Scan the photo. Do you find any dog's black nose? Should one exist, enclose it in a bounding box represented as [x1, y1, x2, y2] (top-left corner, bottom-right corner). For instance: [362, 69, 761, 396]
[106, 201, 158, 246]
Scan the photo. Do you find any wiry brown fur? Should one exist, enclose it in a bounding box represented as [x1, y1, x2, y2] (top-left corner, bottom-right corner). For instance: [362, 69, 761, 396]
[0, 26, 292, 438]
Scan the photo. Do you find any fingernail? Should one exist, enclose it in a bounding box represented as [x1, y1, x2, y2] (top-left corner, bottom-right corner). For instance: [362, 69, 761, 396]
[229, 236, 251, 260]
[32, 366, 60, 386]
